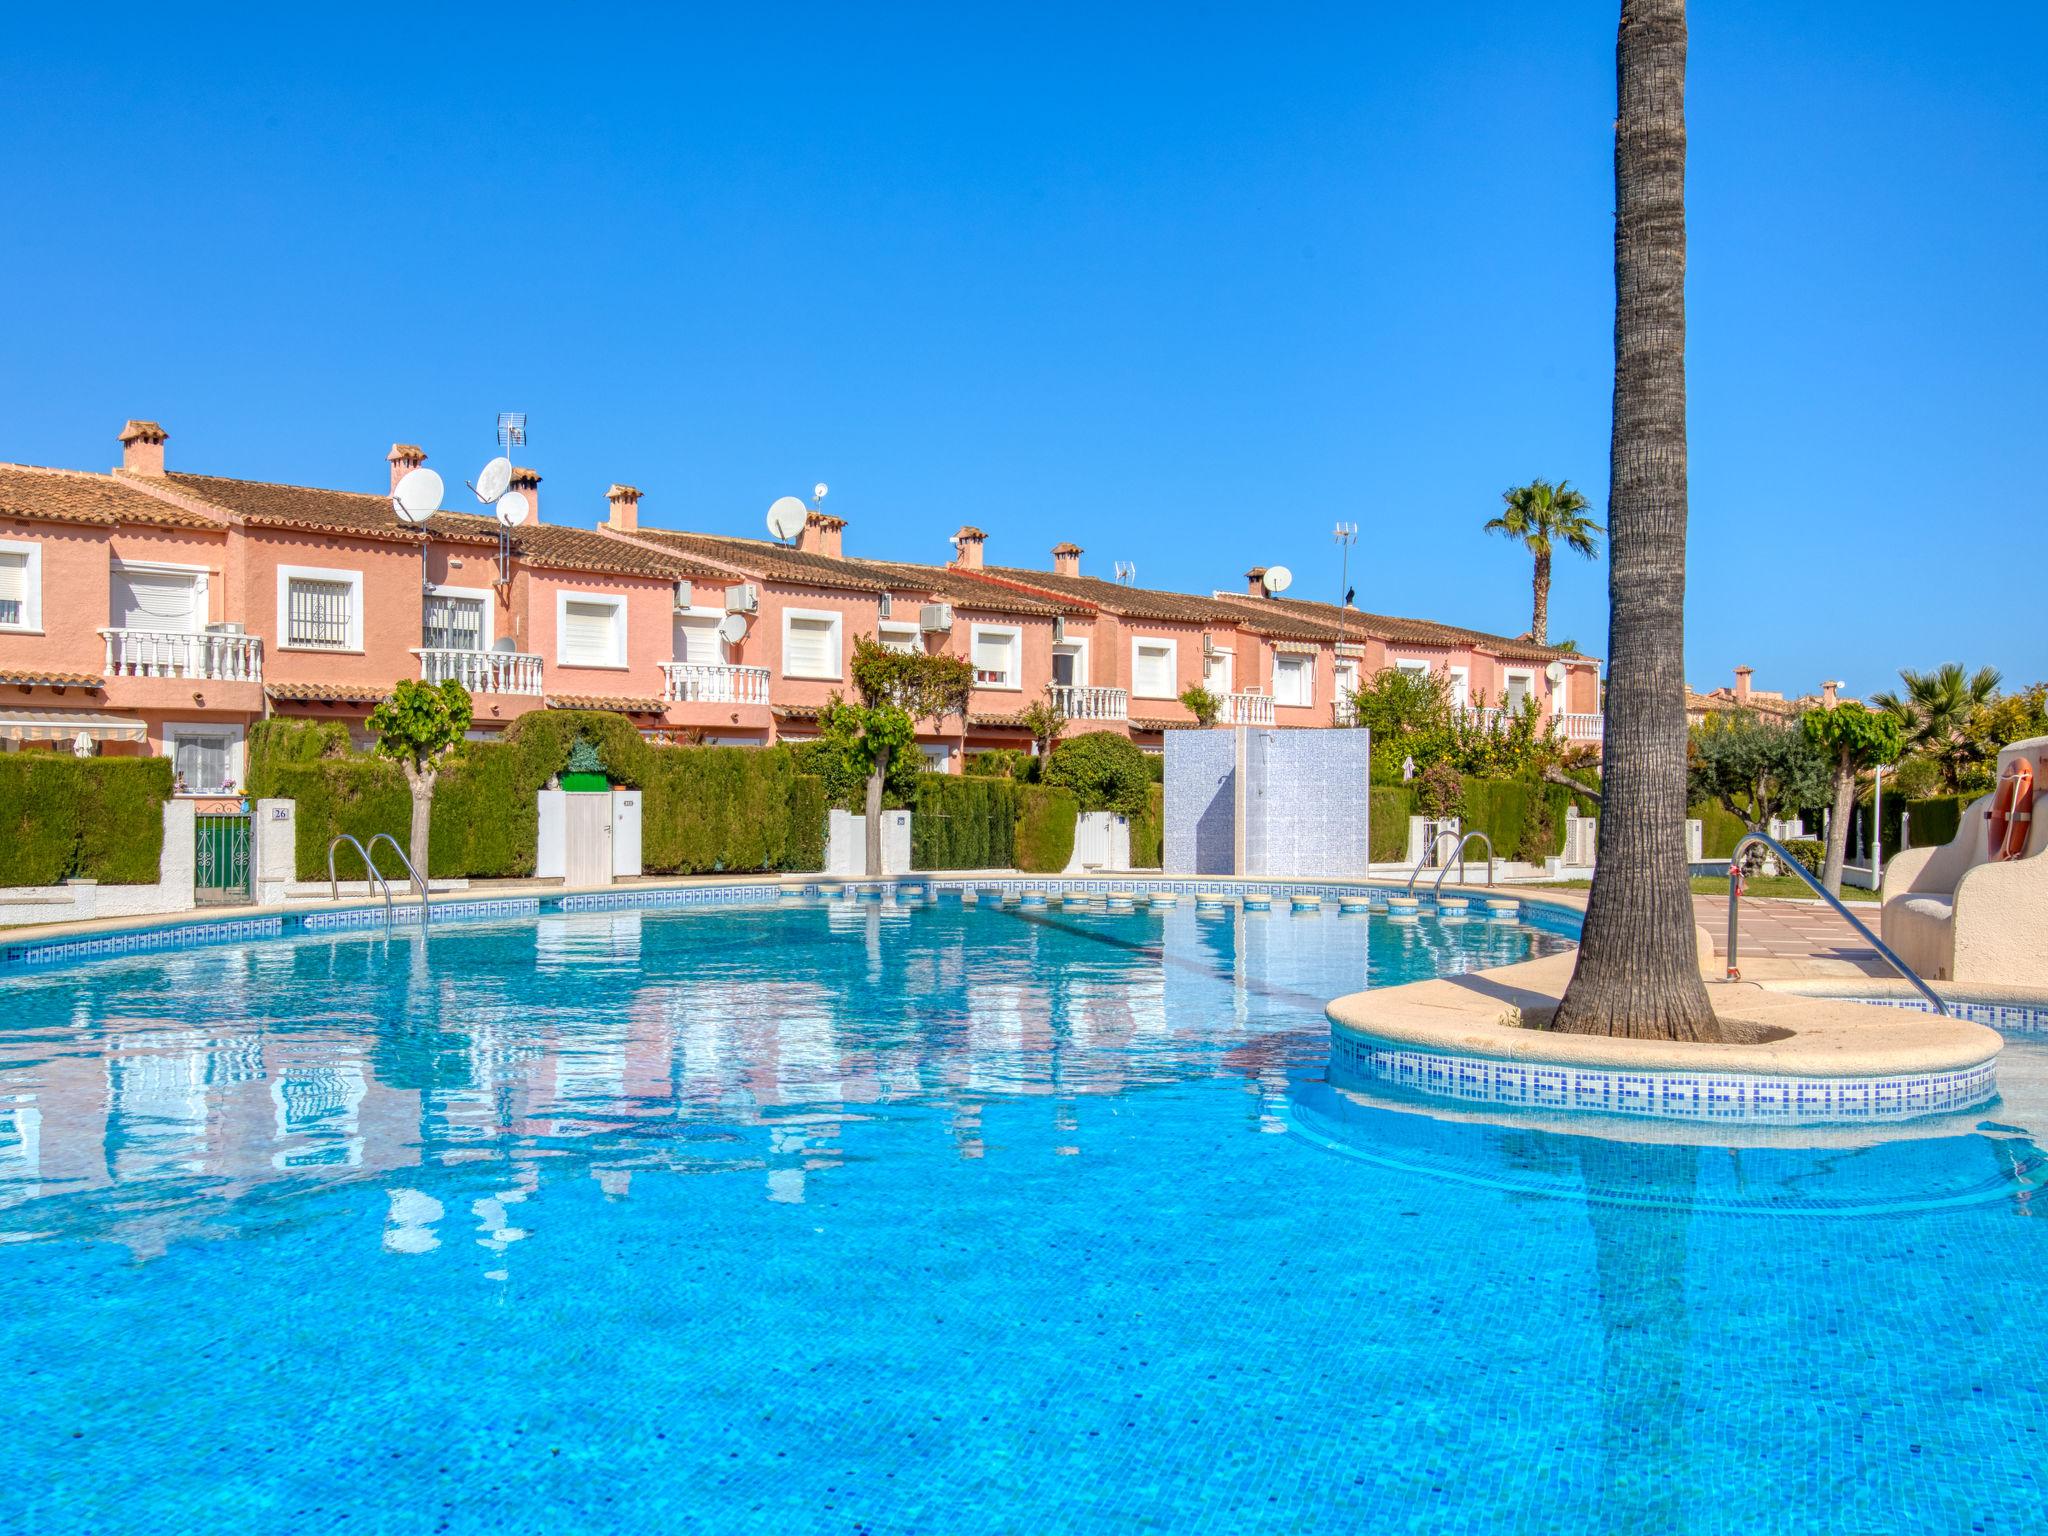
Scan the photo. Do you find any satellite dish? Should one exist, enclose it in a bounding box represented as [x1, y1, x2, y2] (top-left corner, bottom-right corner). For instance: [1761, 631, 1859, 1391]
[392, 466, 444, 526]
[813, 481, 829, 502]
[766, 496, 808, 542]
[475, 456, 513, 503]
[1546, 660, 1568, 687]
[717, 613, 749, 645]
[494, 490, 531, 528]
[1261, 565, 1293, 595]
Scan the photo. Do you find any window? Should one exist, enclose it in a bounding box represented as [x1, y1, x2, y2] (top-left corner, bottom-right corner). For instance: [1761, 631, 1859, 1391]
[1131, 638, 1178, 699]
[878, 622, 921, 656]
[782, 610, 843, 679]
[1203, 648, 1233, 693]
[674, 608, 726, 665]
[166, 725, 243, 796]
[1448, 666, 1470, 709]
[971, 625, 1020, 689]
[557, 593, 627, 667]
[1334, 659, 1360, 697]
[1504, 670, 1533, 712]
[111, 563, 205, 632]
[1273, 654, 1314, 708]
[1395, 659, 1431, 680]
[423, 587, 490, 651]
[0, 541, 41, 631]
[277, 566, 363, 651]
[1051, 642, 1085, 688]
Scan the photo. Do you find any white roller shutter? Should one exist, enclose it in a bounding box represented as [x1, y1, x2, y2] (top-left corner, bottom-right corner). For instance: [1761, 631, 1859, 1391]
[785, 616, 838, 677]
[112, 567, 201, 631]
[1133, 641, 1175, 698]
[675, 613, 722, 665]
[972, 629, 1016, 685]
[1274, 656, 1312, 707]
[0, 552, 26, 626]
[561, 600, 619, 665]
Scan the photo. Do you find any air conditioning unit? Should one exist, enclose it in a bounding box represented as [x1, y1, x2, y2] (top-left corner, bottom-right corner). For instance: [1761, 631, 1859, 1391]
[879, 591, 894, 619]
[919, 602, 953, 633]
[672, 580, 694, 613]
[1052, 615, 1066, 644]
[724, 583, 760, 615]
[1201, 633, 1215, 657]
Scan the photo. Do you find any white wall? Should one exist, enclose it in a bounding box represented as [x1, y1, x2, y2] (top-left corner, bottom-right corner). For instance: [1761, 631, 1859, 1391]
[826, 810, 911, 876]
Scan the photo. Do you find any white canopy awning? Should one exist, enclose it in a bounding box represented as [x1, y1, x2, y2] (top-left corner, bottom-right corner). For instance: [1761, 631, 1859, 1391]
[0, 710, 149, 744]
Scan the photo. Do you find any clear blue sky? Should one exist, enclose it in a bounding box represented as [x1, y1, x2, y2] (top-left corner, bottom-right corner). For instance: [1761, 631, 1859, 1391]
[4, 2, 2041, 696]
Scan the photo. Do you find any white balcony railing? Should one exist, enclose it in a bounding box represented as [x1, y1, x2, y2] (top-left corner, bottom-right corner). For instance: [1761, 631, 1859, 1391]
[1219, 691, 1275, 726]
[1560, 711, 1605, 744]
[102, 628, 262, 682]
[1333, 698, 1358, 727]
[415, 648, 544, 695]
[1047, 684, 1129, 721]
[662, 662, 771, 705]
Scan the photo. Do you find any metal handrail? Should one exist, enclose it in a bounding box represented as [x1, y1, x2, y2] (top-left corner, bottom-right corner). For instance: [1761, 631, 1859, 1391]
[327, 834, 394, 920]
[366, 832, 432, 922]
[1725, 831, 1948, 1016]
[1405, 829, 1464, 893]
[1433, 831, 1495, 894]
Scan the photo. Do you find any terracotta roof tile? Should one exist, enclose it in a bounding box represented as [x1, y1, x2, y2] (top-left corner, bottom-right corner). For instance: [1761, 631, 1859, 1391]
[0, 464, 223, 530]
[266, 681, 390, 704]
[631, 531, 1080, 615]
[0, 669, 104, 689]
[546, 693, 667, 714]
[1129, 716, 1205, 732]
[975, 566, 1230, 625]
[1210, 592, 1597, 664]
[967, 711, 1031, 728]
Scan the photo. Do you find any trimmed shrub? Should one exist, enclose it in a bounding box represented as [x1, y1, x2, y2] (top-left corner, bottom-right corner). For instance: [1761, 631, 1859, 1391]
[1041, 732, 1153, 815]
[1690, 800, 1749, 860]
[1015, 786, 1079, 873]
[787, 775, 828, 872]
[1370, 785, 1413, 863]
[964, 749, 1034, 782]
[1782, 837, 1825, 878]
[1129, 783, 1165, 870]
[785, 735, 918, 811]
[0, 755, 174, 886]
[912, 773, 1020, 870]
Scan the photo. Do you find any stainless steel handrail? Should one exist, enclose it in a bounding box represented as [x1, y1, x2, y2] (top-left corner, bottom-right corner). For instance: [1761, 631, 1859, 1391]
[327, 834, 394, 920]
[366, 832, 431, 922]
[1725, 831, 1948, 1015]
[1433, 831, 1495, 894]
[1405, 828, 1464, 892]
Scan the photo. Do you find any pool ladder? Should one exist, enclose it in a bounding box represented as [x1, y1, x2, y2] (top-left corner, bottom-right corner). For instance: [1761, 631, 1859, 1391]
[327, 833, 432, 927]
[1724, 831, 1946, 1015]
[1405, 829, 1495, 895]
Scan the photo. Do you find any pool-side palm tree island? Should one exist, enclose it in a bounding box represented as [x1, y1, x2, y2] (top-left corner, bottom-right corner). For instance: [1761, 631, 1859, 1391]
[0, 2, 2040, 1531]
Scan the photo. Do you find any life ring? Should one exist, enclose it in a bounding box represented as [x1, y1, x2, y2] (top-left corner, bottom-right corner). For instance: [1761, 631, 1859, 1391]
[1988, 758, 2036, 861]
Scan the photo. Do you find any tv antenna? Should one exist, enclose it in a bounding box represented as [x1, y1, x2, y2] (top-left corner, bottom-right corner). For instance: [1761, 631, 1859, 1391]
[1113, 560, 1137, 586]
[1332, 521, 1359, 648]
[496, 412, 527, 449]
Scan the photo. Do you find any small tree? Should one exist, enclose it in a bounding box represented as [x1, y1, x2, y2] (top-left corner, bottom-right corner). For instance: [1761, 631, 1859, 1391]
[821, 638, 974, 876]
[1801, 702, 1904, 895]
[1178, 685, 1221, 727]
[1040, 730, 1153, 816]
[1022, 692, 1069, 757]
[366, 678, 473, 877]
[1687, 711, 1830, 840]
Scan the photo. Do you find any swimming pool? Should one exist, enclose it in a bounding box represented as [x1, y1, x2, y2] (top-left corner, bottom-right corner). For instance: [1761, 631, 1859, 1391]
[3, 894, 2044, 1533]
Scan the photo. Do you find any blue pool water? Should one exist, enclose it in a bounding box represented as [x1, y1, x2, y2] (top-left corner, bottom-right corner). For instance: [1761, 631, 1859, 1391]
[2, 897, 2045, 1533]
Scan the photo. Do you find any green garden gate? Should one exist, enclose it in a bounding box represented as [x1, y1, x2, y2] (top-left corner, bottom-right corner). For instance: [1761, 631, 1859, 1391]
[194, 810, 252, 905]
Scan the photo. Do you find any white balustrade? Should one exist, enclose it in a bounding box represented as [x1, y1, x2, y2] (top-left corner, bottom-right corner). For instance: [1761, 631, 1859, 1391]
[1220, 692, 1275, 726]
[1047, 684, 1129, 721]
[662, 662, 771, 705]
[1560, 712, 1604, 743]
[101, 628, 262, 682]
[415, 648, 544, 695]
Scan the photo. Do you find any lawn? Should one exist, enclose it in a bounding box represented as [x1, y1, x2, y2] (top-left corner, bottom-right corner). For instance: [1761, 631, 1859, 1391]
[1538, 875, 1881, 904]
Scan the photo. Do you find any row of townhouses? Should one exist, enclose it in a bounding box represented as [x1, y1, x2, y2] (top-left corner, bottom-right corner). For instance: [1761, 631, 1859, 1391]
[0, 420, 1604, 794]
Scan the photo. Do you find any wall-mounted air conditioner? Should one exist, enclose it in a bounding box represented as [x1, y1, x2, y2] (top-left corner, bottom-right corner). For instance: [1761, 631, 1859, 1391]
[1052, 615, 1066, 644]
[672, 581, 694, 613]
[1201, 632, 1215, 657]
[724, 583, 760, 615]
[879, 591, 894, 619]
[919, 602, 954, 633]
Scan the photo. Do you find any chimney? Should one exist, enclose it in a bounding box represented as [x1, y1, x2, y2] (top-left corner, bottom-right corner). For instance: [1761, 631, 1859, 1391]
[953, 525, 987, 570]
[798, 511, 847, 559]
[1821, 679, 1843, 708]
[1733, 665, 1754, 704]
[118, 419, 168, 476]
[388, 444, 427, 494]
[510, 466, 541, 521]
[1051, 541, 1083, 577]
[1245, 566, 1268, 597]
[605, 484, 642, 533]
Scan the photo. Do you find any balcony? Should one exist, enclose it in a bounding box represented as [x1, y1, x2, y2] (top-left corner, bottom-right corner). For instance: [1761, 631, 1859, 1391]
[1333, 698, 1358, 727]
[1219, 691, 1274, 726]
[1560, 711, 1604, 744]
[661, 661, 771, 706]
[1047, 684, 1128, 721]
[416, 648, 543, 695]
[101, 628, 262, 683]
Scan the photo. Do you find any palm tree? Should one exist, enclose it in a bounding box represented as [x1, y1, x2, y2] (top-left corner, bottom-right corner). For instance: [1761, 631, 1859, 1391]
[1486, 479, 1603, 645]
[1552, 0, 1721, 1042]
[1873, 663, 2002, 791]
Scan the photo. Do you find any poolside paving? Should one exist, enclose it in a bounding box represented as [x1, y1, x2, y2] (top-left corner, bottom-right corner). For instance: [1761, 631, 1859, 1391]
[1695, 892, 1891, 977]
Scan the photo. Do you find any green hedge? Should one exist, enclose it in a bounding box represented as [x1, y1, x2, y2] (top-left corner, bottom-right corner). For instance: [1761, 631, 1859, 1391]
[0, 756, 174, 886]
[1015, 786, 1079, 873]
[252, 712, 826, 879]
[1130, 783, 1165, 870]
[1873, 792, 1971, 860]
[1370, 785, 1414, 862]
[1690, 801, 1749, 861]
[911, 773, 1020, 870]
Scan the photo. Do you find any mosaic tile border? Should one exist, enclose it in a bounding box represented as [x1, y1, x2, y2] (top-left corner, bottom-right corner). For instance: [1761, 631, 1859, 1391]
[1327, 1029, 1998, 1125]
[1826, 995, 2048, 1035]
[1, 915, 285, 973]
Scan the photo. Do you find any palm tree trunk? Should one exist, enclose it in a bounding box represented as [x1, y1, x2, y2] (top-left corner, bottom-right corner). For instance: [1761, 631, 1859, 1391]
[1531, 546, 1552, 644]
[1553, 0, 1720, 1041]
